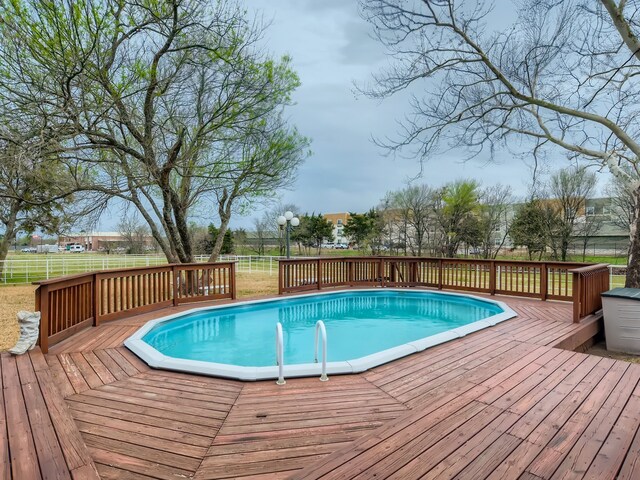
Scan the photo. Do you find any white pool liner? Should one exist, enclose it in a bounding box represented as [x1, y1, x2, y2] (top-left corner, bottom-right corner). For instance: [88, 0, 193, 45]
[124, 288, 517, 381]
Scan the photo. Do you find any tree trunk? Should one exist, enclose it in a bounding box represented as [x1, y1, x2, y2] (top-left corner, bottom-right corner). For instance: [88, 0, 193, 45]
[0, 234, 11, 277]
[0, 202, 20, 277]
[208, 214, 231, 262]
[625, 187, 640, 288]
[561, 239, 569, 262]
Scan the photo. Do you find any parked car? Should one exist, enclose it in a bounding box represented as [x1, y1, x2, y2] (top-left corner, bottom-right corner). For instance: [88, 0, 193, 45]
[335, 243, 349, 249]
[321, 243, 335, 249]
[69, 244, 85, 253]
[21, 247, 37, 253]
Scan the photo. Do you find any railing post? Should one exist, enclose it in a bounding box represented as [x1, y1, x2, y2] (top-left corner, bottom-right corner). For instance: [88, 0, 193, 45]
[379, 258, 385, 287]
[93, 273, 100, 326]
[540, 263, 548, 301]
[348, 260, 354, 286]
[489, 261, 496, 295]
[37, 285, 49, 354]
[572, 271, 581, 323]
[317, 258, 322, 290]
[278, 261, 283, 295]
[230, 262, 237, 299]
[437, 259, 443, 290]
[172, 264, 179, 306]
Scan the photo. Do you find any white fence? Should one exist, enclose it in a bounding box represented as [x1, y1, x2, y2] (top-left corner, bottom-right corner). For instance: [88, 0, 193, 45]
[0, 254, 293, 285]
[216, 255, 291, 275]
[609, 265, 627, 288]
[0, 254, 168, 284]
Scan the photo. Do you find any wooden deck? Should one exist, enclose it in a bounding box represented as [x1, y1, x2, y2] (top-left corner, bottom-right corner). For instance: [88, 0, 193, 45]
[4, 292, 639, 479]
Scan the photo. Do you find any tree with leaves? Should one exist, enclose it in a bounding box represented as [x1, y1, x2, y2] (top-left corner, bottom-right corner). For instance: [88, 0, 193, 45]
[361, 0, 640, 286]
[509, 200, 549, 260]
[0, 0, 308, 264]
[290, 214, 333, 255]
[433, 181, 481, 257]
[208, 225, 234, 255]
[0, 123, 101, 271]
[343, 209, 385, 254]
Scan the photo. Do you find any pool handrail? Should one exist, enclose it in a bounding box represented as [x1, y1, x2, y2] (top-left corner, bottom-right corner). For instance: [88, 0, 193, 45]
[314, 320, 329, 382]
[276, 322, 285, 385]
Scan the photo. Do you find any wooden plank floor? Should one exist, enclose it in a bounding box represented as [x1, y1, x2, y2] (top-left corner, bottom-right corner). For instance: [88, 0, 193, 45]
[0, 349, 99, 479]
[6, 291, 638, 479]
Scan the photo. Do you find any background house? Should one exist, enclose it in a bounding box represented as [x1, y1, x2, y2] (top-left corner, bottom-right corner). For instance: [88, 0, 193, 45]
[323, 213, 351, 244]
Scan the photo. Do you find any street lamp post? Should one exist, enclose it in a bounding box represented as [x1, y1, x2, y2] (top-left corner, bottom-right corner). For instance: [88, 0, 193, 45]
[277, 211, 300, 259]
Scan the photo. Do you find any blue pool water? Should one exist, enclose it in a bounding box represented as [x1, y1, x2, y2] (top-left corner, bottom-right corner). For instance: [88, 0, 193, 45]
[141, 291, 504, 367]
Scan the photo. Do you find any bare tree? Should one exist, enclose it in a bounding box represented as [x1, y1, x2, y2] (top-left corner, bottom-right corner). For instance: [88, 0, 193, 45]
[547, 166, 598, 261]
[576, 214, 605, 261]
[251, 202, 300, 256]
[477, 185, 512, 259]
[361, 0, 640, 286]
[388, 184, 434, 256]
[118, 214, 151, 255]
[252, 215, 272, 256]
[606, 166, 638, 233]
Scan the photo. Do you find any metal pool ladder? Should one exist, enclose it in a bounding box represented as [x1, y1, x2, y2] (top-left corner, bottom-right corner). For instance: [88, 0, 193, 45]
[315, 320, 329, 382]
[276, 322, 285, 385]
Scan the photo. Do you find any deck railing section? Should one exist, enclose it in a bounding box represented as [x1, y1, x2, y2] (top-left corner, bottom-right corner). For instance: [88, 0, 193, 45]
[571, 263, 610, 323]
[279, 257, 609, 323]
[34, 262, 236, 353]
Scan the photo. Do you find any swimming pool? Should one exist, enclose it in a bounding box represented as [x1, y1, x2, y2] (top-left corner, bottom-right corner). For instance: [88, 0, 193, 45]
[125, 289, 517, 380]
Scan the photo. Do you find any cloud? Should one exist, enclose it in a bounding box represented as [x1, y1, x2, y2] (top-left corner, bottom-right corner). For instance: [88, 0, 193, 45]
[222, 0, 604, 231]
[338, 19, 387, 65]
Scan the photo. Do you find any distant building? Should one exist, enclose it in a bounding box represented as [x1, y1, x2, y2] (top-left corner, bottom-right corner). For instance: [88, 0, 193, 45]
[58, 231, 155, 252]
[323, 213, 351, 244]
[571, 197, 629, 252]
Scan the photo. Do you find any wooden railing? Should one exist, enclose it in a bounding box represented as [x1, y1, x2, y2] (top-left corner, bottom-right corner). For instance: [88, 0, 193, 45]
[34, 262, 236, 353]
[279, 257, 610, 323]
[571, 264, 610, 323]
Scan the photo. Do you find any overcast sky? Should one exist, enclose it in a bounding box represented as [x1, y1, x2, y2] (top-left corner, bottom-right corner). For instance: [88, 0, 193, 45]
[224, 0, 573, 229]
[88, 0, 607, 233]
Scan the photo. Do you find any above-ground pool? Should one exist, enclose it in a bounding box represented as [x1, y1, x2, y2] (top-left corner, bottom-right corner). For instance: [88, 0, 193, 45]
[125, 289, 517, 380]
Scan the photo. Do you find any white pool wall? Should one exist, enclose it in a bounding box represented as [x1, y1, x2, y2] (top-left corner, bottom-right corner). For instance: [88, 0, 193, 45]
[124, 288, 517, 381]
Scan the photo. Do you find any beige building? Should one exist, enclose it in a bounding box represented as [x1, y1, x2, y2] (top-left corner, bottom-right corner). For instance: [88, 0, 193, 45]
[323, 213, 351, 244]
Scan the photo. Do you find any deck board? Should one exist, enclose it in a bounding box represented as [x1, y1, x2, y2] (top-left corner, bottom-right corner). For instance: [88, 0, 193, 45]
[0, 349, 99, 479]
[5, 290, 640, 479]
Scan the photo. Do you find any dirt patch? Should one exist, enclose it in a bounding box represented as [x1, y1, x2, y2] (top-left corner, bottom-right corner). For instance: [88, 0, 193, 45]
[236, 272, 279, 297]
[586, 341, 640, 364]
[0, 285, 36, 351]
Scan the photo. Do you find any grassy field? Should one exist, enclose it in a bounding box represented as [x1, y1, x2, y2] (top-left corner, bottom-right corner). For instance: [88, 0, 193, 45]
[0, 272, 279, 352]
